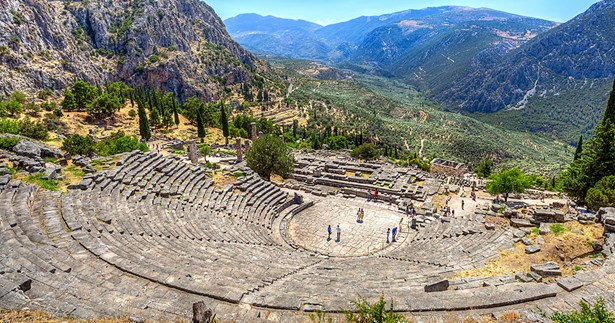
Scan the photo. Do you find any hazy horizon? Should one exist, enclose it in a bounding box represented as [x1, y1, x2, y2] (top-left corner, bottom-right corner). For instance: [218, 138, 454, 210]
[207, 0, 601, 25]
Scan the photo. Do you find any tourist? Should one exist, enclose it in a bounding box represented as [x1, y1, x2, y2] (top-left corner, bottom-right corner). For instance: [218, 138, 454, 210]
[336, 225, 341, 242]
[392, 227, 397, 242]
[374, 189, 379, 201]
[461, 199, 465, 210]
[357, 208, 361, 222]
[386, 228, 390, 243]
[327, 225, 332, 241]
[367, 189, 372, 202]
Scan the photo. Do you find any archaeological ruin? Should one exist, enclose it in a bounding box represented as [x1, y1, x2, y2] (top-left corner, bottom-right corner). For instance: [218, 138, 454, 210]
[0, 149, 614, 322]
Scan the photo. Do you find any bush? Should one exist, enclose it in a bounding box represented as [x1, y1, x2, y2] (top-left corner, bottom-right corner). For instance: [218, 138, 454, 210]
[344, 296, 406, 323]
[18, 117, 48, 141]
[0, 136, 20, 151]
[205, 162, 220, 170]
[351, 143, 380, 160]
[62, 134, 95, 156]
[551, 298, 614, 323]
[128, 109, 136, 118]
[0, 118, 20, 135]
[95, 131, 148, 156]
[586, 175, 615, 211]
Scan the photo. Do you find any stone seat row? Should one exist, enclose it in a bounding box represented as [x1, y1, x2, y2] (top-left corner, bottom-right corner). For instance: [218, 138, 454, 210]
[60, 187, 321, 303]
[0, 183, 191, 320]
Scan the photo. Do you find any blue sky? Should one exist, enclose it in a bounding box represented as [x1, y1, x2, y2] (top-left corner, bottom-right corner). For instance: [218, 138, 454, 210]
[207, 0, 601, 25]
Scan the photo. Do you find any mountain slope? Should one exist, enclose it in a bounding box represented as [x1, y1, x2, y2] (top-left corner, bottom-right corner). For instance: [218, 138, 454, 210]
[272, 59, 571, 174]
[224, 14, 330, 60]
[0, 0, 265, 101]
[438, 0, 615, 114]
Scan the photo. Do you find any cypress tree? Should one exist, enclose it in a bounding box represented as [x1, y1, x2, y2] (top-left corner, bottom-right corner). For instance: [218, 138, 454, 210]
[292, 119, 298, 138]
[196, 109, 206, 143]
[603, 78, 615, 125]
[220, 102, 229, 146]
[172, 98, 180, 127]
[573, 135, 583, 161]
[138, 103, 151, 140]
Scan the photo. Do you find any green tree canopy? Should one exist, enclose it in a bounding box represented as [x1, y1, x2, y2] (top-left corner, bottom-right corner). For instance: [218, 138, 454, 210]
[586, 176, 615, 211]
[62, 134, 95, 156]
[246, 134, 294, 180]
[486, 168, 531, 202]
[475, 157, 493, 178]
[351, 143, 380, 160]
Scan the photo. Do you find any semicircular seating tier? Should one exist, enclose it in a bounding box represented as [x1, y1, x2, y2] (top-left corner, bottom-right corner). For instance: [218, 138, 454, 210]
[0, 151, 614, 321]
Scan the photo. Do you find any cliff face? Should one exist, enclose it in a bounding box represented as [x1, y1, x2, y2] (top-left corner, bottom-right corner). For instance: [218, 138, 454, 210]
[0, 0, 262, 101]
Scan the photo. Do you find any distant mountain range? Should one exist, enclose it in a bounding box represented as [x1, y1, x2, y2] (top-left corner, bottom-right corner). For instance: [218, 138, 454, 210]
[224, 1, 615, 143]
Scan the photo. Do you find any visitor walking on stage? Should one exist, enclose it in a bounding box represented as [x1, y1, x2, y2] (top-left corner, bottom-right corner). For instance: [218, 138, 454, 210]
[392, 227, 397, 242]
[386, 228, 391, 243]
[336, 224, 341, 242]
[327, 225, 332, 241]
[461, 199, 465, 210]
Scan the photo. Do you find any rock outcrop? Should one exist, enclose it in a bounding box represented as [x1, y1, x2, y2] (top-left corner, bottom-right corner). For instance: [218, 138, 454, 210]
[0, 0, 266, 101]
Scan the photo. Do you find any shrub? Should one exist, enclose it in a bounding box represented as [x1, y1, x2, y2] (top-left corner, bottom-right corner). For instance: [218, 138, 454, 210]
[128, 109, 136, 118]
[205, 162, 220, 170]
[95, 131, 147, 156]
[351, 143, 380, 160]
[586, 175, 615, 211]
[344, 296, 406, 323]
[18, 117, 48, 141]
[551, 298, 614, 323]
[0, 118, 20, 135]
[0, 136, 20, 151]
[62, 134, 95, 156]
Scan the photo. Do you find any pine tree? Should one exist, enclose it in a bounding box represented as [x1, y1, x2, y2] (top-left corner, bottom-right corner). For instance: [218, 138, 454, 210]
[138, 103, 151, 140]
[220, 102, 229, 146]
[196, 110, 206, 143]
[573, 135, 583, 161]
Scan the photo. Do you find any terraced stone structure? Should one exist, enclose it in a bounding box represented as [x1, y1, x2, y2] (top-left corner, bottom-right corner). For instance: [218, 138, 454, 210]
[1, 151, 614, 322]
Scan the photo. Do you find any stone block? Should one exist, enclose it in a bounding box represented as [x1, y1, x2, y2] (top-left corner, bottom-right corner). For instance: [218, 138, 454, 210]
[531, 262, 562, 277]
[525, 245, 541, 254]
[424, 280, 449, 292]
[539, 223, 551, 235]
[515, 272, 534, 283]
[557, 277, 584, 292]
[510, 218, 533, 228]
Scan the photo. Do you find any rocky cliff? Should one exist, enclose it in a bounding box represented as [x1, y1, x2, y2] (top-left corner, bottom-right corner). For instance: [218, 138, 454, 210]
[0, 0, 264, 101]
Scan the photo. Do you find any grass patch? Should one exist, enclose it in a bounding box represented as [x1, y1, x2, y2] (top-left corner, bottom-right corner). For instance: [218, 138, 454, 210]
[25, 173, 58, 191]
[43, 157, 58, 164]
[530, 227, 540, 236]
[232, 171, 246, 178]
[550, 223, 570, 235]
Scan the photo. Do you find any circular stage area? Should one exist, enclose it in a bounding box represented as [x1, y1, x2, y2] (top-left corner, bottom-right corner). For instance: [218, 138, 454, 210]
[288, 197, 405, 257]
